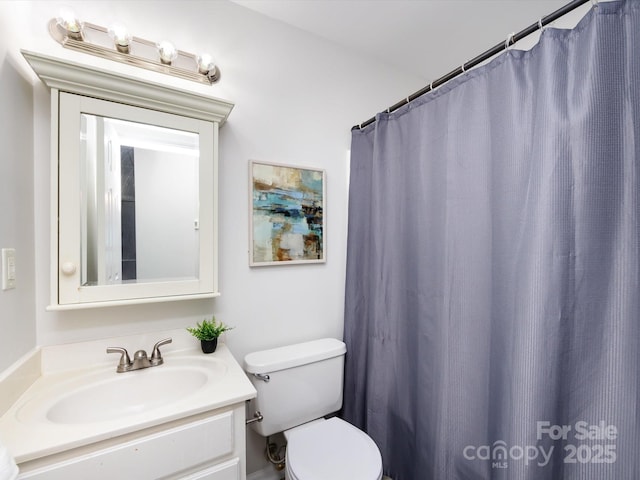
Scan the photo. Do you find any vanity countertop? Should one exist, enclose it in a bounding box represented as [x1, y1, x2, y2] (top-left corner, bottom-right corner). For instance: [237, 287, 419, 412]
[0, 342, 256, 464]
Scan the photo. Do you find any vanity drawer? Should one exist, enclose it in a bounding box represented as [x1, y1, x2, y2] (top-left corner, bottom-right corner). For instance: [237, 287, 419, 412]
[19, 411, 235, 479]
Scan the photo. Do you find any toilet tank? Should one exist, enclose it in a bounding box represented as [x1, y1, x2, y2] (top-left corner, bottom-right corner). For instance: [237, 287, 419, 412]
[244, 338, 347, 437]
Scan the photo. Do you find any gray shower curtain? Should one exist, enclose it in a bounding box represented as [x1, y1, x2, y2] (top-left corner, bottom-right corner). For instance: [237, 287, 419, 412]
[342, 2, 639, 479]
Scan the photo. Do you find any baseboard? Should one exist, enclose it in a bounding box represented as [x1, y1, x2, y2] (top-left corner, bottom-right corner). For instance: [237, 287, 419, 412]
[246, 463, 393, 480]
[247, 465, 283, 480]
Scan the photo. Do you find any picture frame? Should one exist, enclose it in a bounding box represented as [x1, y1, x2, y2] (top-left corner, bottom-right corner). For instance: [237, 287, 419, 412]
[249, 160, 326, 266]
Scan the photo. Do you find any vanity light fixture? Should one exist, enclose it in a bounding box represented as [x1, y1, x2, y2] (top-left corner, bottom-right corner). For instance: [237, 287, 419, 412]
[49, 10, 220, 84]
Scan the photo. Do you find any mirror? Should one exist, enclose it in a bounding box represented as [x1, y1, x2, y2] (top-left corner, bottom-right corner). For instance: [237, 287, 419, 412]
[22, 50, 233, 309]
[80, 114, 200, 286]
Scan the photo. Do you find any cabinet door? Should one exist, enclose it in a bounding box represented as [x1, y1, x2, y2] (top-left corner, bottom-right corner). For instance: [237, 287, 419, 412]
[56, 91, 218, 308]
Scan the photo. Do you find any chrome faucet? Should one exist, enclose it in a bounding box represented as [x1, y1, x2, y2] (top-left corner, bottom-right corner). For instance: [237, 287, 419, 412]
[107, 338, 172, 373]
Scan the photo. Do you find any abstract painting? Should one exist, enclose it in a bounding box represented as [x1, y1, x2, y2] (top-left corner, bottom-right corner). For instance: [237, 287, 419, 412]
[250, 161, 326, 266]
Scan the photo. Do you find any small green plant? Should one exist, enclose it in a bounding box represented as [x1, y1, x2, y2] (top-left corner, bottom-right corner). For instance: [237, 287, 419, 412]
[186, 317, 233, 341]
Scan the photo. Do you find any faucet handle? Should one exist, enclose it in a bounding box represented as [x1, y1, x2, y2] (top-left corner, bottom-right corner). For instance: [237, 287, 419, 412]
[107, 347, 132, 373]
[150, 337, 172, 365]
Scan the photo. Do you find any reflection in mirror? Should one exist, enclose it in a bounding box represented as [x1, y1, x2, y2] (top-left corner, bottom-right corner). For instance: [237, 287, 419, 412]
[80, 115, 199, 286]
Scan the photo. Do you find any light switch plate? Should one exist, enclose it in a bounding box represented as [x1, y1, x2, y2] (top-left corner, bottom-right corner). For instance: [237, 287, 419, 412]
[2, 248, 16, 290]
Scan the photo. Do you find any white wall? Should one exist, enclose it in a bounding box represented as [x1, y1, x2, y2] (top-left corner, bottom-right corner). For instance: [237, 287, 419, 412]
[0, 3, 37, 372]
[0, 0, 423, 474]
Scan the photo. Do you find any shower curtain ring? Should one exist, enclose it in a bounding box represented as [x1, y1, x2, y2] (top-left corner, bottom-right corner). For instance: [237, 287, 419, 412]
[591, 0, 598, 6]
[538, 18, 544, 30]
[461, 63, 466, 73]
[430, 82, 434, 91]
[505, 32, 515, 50]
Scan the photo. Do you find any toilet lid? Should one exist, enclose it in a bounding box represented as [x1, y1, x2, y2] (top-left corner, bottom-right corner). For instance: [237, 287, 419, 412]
[286, 417, 382, 480]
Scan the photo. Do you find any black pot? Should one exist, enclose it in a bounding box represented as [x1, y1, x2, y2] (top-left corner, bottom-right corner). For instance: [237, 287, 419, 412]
[200, 338, 218, 354]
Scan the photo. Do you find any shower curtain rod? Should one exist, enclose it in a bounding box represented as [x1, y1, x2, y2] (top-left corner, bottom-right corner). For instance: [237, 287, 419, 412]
[353, 0, 591, 130]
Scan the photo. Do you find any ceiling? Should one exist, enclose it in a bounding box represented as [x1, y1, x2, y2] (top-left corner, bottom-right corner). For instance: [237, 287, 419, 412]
[231, 0, 588, 81]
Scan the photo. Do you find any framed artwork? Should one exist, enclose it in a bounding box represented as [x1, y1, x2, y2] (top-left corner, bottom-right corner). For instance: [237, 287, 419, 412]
[249, 160, 326, 266]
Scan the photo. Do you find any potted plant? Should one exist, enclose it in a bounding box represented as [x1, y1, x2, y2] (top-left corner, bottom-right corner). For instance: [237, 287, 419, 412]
[186, 316, 233, 354]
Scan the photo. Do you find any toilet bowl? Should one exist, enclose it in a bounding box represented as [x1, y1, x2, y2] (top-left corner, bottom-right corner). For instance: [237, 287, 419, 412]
[284, 417, 382, 480]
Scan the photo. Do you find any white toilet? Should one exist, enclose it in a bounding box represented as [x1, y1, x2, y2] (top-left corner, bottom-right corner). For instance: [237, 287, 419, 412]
[244, 338, 383, 480]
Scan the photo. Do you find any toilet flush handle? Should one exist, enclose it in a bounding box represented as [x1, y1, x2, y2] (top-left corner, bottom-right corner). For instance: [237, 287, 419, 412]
[245, 411, 264, 425]
[253, 373, 270, 382]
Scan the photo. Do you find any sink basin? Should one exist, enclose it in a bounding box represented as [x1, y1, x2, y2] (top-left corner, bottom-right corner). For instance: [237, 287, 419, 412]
[47, 368, 207, 423]
[17, 356, 228, 425]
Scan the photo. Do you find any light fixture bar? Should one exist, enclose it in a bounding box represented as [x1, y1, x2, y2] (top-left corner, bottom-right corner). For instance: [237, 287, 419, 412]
[48, 19, 220, 85]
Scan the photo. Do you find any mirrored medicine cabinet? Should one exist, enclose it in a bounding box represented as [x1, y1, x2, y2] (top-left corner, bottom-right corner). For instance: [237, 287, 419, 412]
[22, 50, 234, 309]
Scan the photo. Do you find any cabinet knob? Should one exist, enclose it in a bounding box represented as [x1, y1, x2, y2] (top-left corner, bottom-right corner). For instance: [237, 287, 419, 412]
[61, 262, 77, 275]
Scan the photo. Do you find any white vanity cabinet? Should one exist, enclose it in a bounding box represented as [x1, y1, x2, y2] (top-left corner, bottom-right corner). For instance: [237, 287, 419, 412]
[17, 404, 247, 480]
[0, 342, 257, 480]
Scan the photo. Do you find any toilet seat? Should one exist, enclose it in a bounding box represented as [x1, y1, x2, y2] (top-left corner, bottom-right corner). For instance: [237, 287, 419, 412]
[285, 417, 382, 480]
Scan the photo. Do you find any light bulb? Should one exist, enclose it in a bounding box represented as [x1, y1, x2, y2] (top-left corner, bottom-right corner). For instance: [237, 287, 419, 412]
[197, 53, 215, 74]
[157, 40, 178, 64]
[108, 23, 132, 52]
[57, 7, 83, 39]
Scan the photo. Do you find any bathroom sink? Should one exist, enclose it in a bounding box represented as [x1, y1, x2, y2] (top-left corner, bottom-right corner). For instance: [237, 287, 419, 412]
[17, 356, 228, 424]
